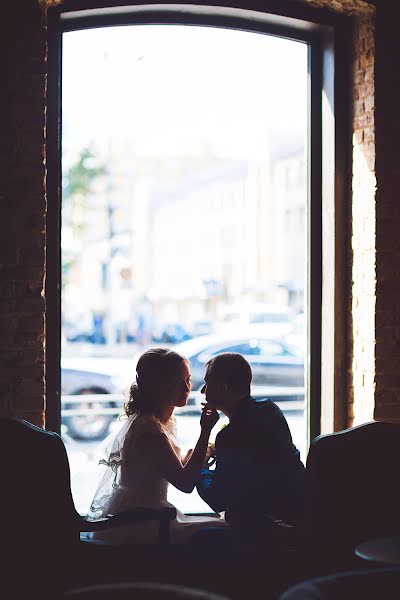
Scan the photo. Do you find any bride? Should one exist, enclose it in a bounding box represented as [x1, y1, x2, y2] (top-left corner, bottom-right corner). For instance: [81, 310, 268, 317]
[88, 347, 228, 544]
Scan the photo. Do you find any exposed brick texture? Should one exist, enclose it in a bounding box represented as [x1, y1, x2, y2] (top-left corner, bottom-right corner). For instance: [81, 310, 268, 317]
[300, 0, 400, 427]
[1, 0, 400, 431]
[350, 13, 377, 426]
[0, 1, 46, 427]
[299, 0, 374, 15]
[276, 0, 377, 427]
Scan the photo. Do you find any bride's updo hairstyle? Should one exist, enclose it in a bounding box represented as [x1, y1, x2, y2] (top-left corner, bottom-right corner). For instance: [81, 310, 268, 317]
[124, 347, 188, 417]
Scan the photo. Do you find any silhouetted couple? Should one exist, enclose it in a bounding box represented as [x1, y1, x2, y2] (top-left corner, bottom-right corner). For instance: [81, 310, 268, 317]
[88, 348, 305, 549]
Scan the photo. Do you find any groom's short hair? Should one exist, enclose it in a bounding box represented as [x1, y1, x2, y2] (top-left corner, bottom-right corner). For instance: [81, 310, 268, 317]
[206, 353, 252, 395]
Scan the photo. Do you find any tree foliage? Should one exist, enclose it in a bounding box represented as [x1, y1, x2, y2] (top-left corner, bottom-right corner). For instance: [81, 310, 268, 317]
[63, 147, 105, 200]
[62, 147, 105, 290]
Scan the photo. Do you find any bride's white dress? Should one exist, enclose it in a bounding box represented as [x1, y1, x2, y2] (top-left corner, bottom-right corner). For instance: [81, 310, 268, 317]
[90, 414, 227, 544]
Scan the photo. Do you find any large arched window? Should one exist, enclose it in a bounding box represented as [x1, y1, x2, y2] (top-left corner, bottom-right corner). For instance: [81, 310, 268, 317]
[46, 1, 350, 513]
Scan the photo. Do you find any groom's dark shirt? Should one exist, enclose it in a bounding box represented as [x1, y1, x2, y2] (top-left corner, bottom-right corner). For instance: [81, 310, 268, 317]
[196, 396, 305, 525]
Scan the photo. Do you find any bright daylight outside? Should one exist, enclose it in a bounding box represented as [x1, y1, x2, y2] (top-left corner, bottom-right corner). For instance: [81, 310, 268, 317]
[61, 25, 308, 515]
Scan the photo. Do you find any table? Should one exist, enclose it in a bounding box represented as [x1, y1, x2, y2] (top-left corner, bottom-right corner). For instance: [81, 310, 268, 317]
[355, 536, 400, 565]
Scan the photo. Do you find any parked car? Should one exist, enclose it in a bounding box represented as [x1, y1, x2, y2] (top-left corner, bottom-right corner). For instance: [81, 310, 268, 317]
[61, 365, 123, 441]
[65, 329, 106, 344]
[152, 322, 191, 344]
[174, 333, 304, 390]
[187, 319, 214, 338]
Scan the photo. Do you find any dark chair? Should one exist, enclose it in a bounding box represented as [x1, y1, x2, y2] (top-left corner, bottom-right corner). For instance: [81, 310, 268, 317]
[1, 418, 176, 598]
[64, 582, 230, 599]
[304, 421, 400, 573]
[279, 567, 400, 600]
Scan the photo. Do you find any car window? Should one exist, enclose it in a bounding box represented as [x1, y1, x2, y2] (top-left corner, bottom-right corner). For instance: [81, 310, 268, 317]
[212, 341, 261, 356]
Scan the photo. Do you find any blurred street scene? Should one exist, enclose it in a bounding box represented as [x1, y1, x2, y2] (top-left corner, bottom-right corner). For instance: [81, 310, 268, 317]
[61, 25, 308, 513]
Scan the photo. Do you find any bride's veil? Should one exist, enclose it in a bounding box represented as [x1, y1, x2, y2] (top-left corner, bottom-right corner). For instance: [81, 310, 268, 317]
[87, 414, 135, 520]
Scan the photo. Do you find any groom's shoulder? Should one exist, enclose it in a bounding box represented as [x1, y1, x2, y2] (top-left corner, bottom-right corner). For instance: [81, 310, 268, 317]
[249, 397, 286, 427]
[250, 397, 280, 415]
[236, 397, 280, 428]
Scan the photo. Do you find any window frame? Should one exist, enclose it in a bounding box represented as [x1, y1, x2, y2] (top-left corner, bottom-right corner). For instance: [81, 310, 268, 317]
[45, 0, 351, 449]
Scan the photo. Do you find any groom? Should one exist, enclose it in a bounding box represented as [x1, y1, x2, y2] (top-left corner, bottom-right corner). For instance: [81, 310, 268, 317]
[196, 353, 305, 527]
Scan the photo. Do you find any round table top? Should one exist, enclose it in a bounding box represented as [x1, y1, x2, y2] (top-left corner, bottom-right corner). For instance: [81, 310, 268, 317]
[355, 536, 400, 565]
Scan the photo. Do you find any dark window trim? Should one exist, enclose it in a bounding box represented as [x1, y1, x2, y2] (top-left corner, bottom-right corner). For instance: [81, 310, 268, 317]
[58, 0, 347, 29]
[45, 1, 351, 445]
[308, 35, 322, 446]
[45, 7, 63, 435]
[59, 4, 331, 42]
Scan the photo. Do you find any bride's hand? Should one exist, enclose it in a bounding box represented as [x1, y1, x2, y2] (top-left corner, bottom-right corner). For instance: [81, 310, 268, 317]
[200, 402, 219, 432]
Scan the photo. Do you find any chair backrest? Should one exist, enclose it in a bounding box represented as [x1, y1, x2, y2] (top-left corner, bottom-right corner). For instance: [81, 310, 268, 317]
[1, 417, 79, 595]
[279, 567, 400, 600]
[64, 582, 230, 600]
[1, 417, 79, 534]
[305, 421, 400, 561]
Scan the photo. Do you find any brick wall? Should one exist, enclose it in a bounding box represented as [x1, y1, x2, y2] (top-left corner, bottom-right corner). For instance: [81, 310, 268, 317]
[0, 1, 47, 427]
[300, 0, 400, 426]
[295, 0, 377, 427]
[1, 0, 399, 430]
[350, 14, 376, 426]
[374, 2, 400, 424]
